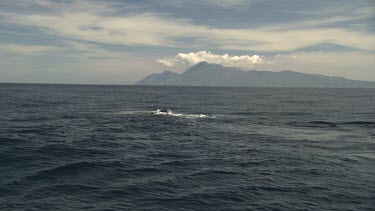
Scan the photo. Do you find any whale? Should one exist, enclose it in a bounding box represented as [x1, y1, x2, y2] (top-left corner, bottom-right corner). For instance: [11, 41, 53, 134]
[157, 109, 172, 114]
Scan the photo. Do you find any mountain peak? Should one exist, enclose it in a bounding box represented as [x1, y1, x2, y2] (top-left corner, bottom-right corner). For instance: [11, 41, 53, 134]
[134, 70, 179, 85]
[184, 61, 226, 74]
[196, 61, 209, 65]
[191, 61, 210, 68]
[161, 70, 176, 74]
[135, 63, 375, 87]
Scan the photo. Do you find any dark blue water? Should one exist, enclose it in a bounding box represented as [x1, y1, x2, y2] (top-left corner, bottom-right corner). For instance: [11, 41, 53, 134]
[0, 84, 374, 210]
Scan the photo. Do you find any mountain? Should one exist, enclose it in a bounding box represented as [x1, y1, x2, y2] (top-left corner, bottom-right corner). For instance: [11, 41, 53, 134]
[135, 62, 375, 88]
[134, 70, 179, 85]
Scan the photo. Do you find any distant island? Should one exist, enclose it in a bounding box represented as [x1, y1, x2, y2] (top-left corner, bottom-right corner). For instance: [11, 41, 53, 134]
[135, 61, 375, 88]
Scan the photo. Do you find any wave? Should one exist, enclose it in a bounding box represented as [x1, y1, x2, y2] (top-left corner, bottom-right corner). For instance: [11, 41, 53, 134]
[115, 110, 215, 119]
[288, 121, 337, 128]
[231, 111, 309, 116]
[153, 110, 215, 119]
[17, 160, 127, 181]
[189, 169, 241, 177]
[160, 160, 192, 167]
[341, 121, 375, 126]
[309, 121, 337, 127]
[289, 120, 375, 128]
[114, 110, 148, 115]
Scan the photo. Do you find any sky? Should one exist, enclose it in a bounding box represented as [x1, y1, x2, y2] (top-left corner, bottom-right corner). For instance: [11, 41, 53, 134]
[0, 0, 374, 84]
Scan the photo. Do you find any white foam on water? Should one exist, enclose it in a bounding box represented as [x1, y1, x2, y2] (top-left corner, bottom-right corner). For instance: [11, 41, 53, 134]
[153, 110, 215, 119]
[114, 110, 216, 119]
[185, 114, 210, 118]
[115, 110, 146, 115]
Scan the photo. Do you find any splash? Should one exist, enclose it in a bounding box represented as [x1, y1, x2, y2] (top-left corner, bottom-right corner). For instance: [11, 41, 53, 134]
[115, 109, 215, 119]
[153, 110, 214, 119]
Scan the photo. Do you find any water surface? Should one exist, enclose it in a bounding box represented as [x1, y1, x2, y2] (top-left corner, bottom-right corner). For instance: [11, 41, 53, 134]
[0, 84, 374, 210]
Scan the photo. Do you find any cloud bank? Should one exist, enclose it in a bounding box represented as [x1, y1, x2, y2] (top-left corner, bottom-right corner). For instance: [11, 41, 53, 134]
[0, 43, 61, 54]
[1, 1, 374, 52]
[157, 51, 264, 68]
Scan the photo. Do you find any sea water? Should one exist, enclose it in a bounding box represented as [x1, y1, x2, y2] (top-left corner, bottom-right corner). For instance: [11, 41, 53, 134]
[0, 84, 374, 210]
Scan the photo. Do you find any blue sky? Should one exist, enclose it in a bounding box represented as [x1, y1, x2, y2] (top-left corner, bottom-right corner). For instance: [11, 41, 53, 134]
[0, 0, 374, 84]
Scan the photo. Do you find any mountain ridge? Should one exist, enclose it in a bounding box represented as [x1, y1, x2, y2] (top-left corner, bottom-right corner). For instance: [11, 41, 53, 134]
[135, 62, 375, 88]
[134, 70, 179, 85]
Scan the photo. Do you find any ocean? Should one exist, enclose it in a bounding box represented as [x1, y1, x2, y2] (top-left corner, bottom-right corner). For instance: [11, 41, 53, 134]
[0, 84, 374, 210]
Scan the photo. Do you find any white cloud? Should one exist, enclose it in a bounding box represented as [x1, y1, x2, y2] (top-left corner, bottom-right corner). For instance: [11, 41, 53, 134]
[157, 51, 264, 68]
[204, 0, 252, 7]
[0, 43, 61, 54]
[156, 0, 253, 8]
[156, 59, 175, 67]
[1, 0, 374, 52]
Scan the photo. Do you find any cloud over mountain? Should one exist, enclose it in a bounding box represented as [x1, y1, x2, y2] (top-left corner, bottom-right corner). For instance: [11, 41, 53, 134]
[157, 51, 264, 68]
[137, 61, 375, 87]
[0, 0, 374, 83]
